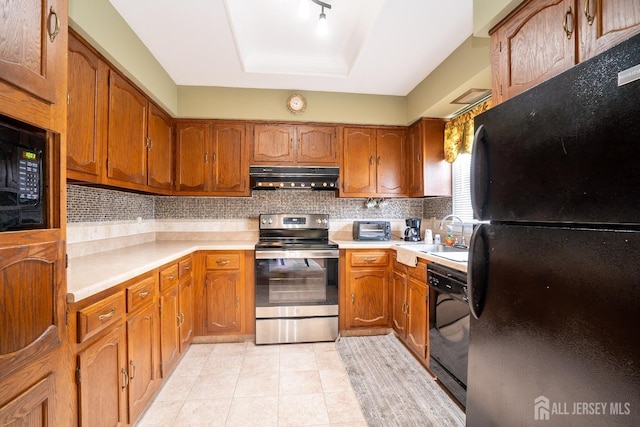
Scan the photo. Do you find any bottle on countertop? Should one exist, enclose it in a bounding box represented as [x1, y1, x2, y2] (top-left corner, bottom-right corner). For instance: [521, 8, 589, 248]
[445, 224, 456, 246]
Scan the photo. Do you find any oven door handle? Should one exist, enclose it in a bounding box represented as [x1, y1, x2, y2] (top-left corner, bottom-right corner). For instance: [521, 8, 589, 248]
[255, 249, 339, 259]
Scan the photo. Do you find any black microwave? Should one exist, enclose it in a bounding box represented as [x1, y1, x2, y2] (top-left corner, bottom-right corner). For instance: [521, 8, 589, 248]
[0, 119, 46, 231]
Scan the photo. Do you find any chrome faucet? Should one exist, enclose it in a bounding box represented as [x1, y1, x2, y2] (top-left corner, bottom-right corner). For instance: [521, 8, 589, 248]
[439, 214, 466, 246]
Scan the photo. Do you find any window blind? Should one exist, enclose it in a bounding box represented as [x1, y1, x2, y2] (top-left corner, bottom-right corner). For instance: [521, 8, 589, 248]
[452, 152, 474, 221]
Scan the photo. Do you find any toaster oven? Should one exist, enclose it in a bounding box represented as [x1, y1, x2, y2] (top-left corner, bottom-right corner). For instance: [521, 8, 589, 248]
[352, 221, 391, 241]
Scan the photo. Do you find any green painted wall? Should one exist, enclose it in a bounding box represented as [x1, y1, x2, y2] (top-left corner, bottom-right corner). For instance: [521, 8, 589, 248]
[69, 0, 522, 124]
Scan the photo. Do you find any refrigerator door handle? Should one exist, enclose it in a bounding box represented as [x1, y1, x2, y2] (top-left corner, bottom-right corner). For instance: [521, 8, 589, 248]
[468, 224, 489, 319]
[471, 124, 488, 219]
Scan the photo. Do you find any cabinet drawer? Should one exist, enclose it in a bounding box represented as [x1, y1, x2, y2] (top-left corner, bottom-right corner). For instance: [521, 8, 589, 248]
[126, 275, 157, 313]
[160, 264, 179, 293]
[77, 292, 125, 343]
[179, 257, 193, 278]
[407, 261, 427, 281]
[205, 253, 240, 270]
[350, 251, 389, 267]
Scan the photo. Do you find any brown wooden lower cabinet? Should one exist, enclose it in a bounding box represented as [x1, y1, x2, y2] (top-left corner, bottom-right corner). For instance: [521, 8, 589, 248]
[392, 255, 430, 364]
[342, 249, 391, 330]
[203, 252, 244, 334]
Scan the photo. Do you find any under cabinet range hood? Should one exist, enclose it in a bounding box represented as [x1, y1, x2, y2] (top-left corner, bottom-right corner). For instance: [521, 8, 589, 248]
[250, 166, 339, 190]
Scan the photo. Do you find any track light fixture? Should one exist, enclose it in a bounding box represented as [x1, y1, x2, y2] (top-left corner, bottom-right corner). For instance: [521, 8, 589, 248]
[311, 0, 331, 37]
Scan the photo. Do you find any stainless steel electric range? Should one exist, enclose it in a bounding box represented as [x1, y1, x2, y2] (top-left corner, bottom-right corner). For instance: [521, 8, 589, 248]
[254, 213, 339, 345]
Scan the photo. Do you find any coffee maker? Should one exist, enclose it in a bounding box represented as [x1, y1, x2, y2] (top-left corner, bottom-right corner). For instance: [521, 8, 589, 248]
[403, 218, 422, 241]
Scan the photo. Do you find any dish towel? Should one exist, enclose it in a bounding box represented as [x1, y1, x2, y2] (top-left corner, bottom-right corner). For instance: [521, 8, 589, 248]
[395, 246, 418, 267]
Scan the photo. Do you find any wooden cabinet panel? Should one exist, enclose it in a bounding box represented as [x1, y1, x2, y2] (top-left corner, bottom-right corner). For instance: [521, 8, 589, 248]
[126, 303, 158, 423]
[347, 269, 389, 328]
[0, 0, 64, 103]
[175, 122, 210, 192]
[296, 125, 337, 165]
[204, 271, 242, 334]
[211, 122, 248, 194]
[0, 374, 55, 427]
[376, 129, 406, 195]
[77, 292, 126, 344]
[77, 325, 127, 427]
[579, 0, 640, 60]
[179, 277, 194, 353]
[350, 251, 389, 267]
[205, 253, 241, 270]
[342, 128, 377, 195]
[406, 277, 428, 358]
[391, 268, 407, 334]
[492, 0, 576, 103]
[67, 32, 108, 182]
[147, 104, 173, 191]
[107, 71, 148, 185]
[252, 124, 295, 163]
[126, 275, 157, 314]
[159, 264, 179, 294]
[491, 0, 640, 104]
[159, 285, 180, 378]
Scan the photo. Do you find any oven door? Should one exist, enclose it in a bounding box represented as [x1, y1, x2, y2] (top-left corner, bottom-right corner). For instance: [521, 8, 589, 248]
[254, 249, 338, 318]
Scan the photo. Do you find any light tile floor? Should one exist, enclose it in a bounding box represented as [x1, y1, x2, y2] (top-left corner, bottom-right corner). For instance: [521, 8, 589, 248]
[135, 341, 367, 427]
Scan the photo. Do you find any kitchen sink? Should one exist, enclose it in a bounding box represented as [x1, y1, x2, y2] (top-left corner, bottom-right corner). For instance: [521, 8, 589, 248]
[399, 243, 467, 253]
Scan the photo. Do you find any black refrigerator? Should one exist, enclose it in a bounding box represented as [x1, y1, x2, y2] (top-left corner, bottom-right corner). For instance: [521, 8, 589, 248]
[466, 33, 640, 427]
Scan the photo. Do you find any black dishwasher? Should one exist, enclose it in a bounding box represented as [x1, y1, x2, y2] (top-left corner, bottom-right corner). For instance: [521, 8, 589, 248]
[427, 263, 469, 407]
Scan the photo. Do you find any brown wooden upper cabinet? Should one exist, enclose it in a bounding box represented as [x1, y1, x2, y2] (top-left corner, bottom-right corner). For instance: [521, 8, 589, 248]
[251, 123, 338, 165]
[0, 0, 65, 103]
[67, 32, 108, 183]
[341, 127, 407, 197]
[175, 121, 249, 196]
[491, 0, 640, 104]
[408, 118, 451, 197]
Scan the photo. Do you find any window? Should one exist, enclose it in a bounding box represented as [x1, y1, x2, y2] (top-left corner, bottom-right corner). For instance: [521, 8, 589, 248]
[452, 152, 473, 221]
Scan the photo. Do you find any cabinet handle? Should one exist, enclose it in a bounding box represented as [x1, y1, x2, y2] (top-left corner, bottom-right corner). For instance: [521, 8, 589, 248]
[138, 289, 151, 298]
[48, 6, 61, 42]
[184, 265, 191, 271]
[363, 257, 378, 262]
[369, 156, 374, 166]
[351, 292, 355, 305]
[212, 152, 217, 163]
[236, 295, 240, 308]
[177, 313, 183, 328]
[130, 360, 136, 380]
[216, 259, 230, 265]
[98, 308, 116, 321]
[377, 156, 381, 166]
[584, 0, 595, 25]
[563, 7, 574, 39]
[168, 274, 175, 280]
[121, 368, 129, 390]
[205, 152, 209, 163]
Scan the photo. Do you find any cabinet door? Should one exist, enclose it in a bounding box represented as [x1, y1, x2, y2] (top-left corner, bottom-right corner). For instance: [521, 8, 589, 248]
[406, 121, 423, 197]
[251, 124, 295, 164]
[126, 303, 158, 423]
[421, 119, 451, 197]
[107, 71, 148, 185]
[179, 277, 194, 352]
[175, 122, 210, 193]
[491, 0, 576, 103]
[147, 105, 173, 191]
[0, 239, 64, 375]
[77, 325, 127, 427]
[0, 374, 56, 427]
[342, 128, 376, 195]
[579, 0, 640, 61]
[205, 271, 242, 334]
[159, 286, 180, 378]
[296, 125, 338, 165]
[211, 123, 248, 195]
[376, 129, 406, 195]
[0, 0, 64, 103]
[347, 269, 389, 328]
[67, 33, 108, 182]
[391, 268, 407, 335]
[406, 277, 428, 359]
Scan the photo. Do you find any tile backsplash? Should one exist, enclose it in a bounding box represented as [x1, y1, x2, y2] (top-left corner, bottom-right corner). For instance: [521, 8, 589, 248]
[68, 184, 451, 222]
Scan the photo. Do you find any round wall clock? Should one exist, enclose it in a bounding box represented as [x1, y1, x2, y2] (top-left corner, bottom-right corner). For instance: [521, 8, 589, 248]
[286, 94, 307, 115]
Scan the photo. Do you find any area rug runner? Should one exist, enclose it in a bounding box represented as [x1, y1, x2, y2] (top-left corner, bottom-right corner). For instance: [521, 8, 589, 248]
[336, 333, 465, 427]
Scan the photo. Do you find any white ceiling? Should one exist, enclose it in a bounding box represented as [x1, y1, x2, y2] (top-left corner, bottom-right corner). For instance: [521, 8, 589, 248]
[109, 0, 474, 96]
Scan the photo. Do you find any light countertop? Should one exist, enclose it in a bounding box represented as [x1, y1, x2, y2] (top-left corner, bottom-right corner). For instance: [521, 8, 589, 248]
[67, 238, 466, 303]
[67, 240, 255, 303]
